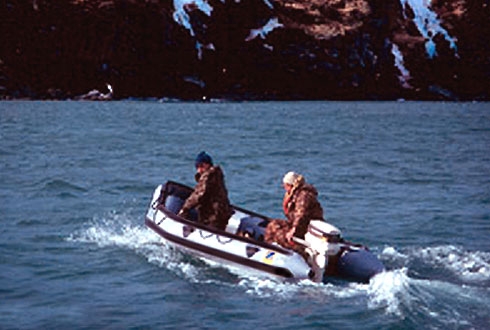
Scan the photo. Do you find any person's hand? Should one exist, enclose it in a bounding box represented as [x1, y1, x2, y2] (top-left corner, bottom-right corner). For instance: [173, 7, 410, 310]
[286, 228, 295, 242]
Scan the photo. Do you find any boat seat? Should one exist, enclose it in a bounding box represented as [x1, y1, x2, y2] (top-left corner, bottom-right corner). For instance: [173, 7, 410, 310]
[164, 194, 198, 221]
[164, 195, 184, 214]
[237, 216, 268, 241]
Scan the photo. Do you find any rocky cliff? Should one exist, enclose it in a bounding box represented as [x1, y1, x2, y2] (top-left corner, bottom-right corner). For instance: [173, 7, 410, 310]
[1, 0, 488, 100]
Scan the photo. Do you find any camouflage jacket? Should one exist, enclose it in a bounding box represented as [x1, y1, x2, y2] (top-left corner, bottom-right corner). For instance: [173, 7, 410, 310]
[181, 166, 233, 230]
[285, 182, 324, 238]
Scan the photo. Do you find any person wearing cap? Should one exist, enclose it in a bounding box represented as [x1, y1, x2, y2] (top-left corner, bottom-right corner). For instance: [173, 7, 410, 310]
[265, 171, 324, 256]
[178, 151, 233, 231]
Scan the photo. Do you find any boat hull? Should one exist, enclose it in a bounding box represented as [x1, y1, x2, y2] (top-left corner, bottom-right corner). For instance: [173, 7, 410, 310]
[144, 217, 305, 279]
[337, 249, 385, 283]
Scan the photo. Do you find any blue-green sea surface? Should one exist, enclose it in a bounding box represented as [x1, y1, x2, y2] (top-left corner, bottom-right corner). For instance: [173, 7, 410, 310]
[1, 101, 489, 329]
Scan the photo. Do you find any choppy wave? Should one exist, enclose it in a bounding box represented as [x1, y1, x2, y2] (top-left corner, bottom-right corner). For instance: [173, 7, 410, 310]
[42, 179, 88, 193]
[67, 211, 231, 283]
[33, 178, 89, 199]
[67, 211, 490, 326]
[417, 246, 490, 282]
[382, 245, 490, 284]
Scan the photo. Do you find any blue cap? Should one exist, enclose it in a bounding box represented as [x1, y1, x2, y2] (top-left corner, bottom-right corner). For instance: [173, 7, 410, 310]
[195, 151, 213, 168]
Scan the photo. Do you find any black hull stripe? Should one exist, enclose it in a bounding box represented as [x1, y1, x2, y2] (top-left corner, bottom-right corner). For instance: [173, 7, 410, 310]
[152, 205, 292, 255]
[145, 218, 294, 279]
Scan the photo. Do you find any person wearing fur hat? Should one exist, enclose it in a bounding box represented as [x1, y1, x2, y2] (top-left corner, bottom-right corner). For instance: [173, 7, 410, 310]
[265, 171, 324, 256]
[178, 151, 233, 231]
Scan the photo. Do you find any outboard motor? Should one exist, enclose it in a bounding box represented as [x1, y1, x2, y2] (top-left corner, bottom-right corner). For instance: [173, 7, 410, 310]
[304, 220, 342, 282]
[303, 220, 385, 283]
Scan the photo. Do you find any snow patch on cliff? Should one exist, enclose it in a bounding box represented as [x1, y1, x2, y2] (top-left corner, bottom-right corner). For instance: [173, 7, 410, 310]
[392, 43, 412, 88]
[400, 0, 458, 58]
[173, 0, 213, 37]
[245, 18, 283, 42]
[262, 0, 273, 9]
[173, 0, 215, 59]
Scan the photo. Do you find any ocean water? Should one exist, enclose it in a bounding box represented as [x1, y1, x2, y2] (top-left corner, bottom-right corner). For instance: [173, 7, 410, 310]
[1, 101, 489, 329]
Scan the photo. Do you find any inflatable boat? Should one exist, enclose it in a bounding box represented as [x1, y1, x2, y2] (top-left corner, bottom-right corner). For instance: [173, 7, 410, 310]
[145, 181, 384, 283]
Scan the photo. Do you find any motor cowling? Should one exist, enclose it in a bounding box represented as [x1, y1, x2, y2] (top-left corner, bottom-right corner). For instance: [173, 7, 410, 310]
[305, 220, 342, 256]
[305, 220, 342, 281]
